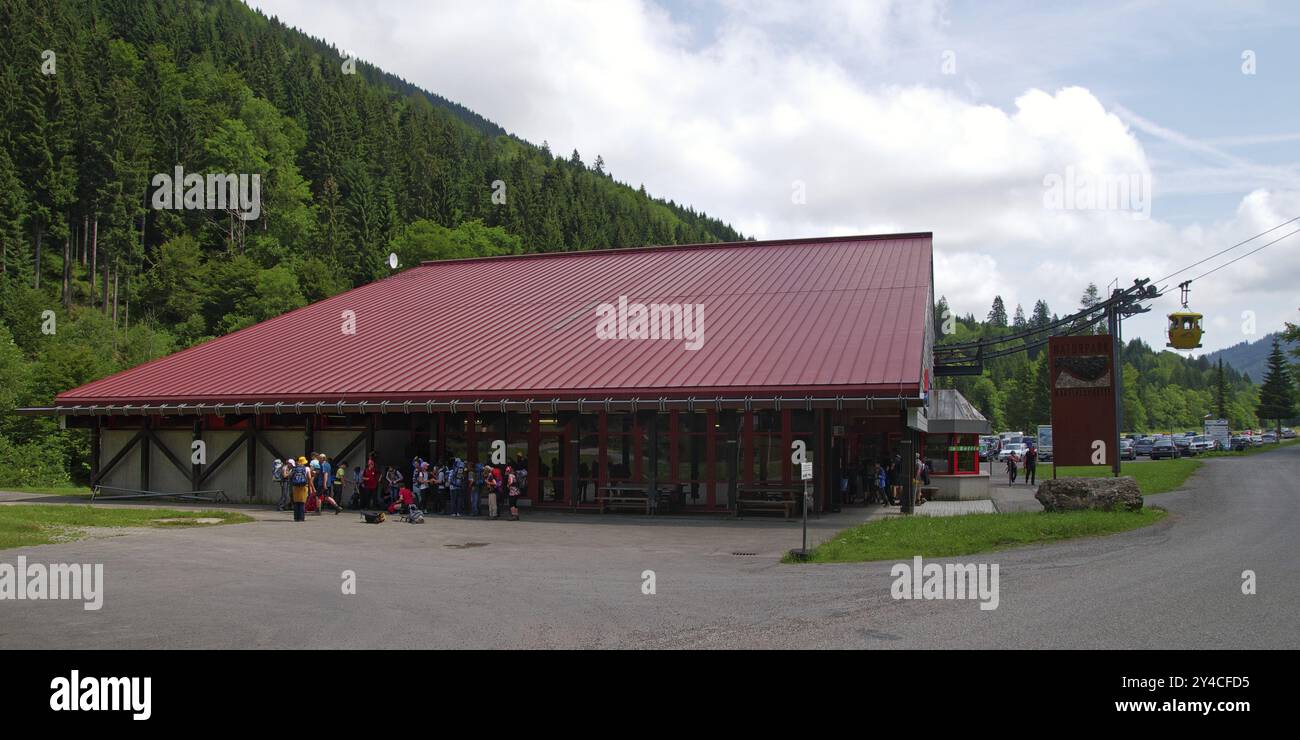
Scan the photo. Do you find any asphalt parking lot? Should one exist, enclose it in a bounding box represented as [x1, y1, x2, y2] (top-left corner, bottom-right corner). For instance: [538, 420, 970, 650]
[1, 443, 1296, 649]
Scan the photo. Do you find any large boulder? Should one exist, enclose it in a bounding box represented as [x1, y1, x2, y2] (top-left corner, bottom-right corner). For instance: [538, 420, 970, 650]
[1035, 476, 1143, 512]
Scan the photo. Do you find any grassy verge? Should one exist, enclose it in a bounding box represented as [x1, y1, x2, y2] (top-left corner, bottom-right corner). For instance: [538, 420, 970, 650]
[1034, 458, 1201, 494]
[0, 485, 94, 498]
[0, 505, 253, 550]
[785, 508, 1167, 563]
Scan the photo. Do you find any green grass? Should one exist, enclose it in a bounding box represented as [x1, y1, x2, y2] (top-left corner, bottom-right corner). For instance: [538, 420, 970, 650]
[1035, 458, 1202, 494]
[0, 505, 253, 550]
[0, 485, 94, 497]
[786, 508, 1168, 563]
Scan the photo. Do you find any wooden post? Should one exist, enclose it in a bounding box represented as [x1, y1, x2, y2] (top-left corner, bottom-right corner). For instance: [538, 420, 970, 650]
[191, 417, 203, 491]
[246, 419, 257, 502]
[90, 417, 102, 486]
[139, 417, 151, 491]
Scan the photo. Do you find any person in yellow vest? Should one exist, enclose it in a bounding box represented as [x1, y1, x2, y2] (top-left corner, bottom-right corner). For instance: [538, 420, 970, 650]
[289, 456, 312, 522]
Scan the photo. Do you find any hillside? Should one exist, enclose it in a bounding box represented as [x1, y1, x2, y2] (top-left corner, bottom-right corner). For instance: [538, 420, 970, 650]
[1202, 332, 1297, 383]
[0, 0, 743, 485]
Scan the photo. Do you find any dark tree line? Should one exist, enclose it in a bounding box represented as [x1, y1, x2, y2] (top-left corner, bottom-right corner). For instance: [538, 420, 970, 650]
[0, 0, 744, 485]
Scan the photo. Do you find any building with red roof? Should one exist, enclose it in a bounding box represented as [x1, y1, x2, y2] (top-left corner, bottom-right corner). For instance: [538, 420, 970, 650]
[32, 232, 940, 513]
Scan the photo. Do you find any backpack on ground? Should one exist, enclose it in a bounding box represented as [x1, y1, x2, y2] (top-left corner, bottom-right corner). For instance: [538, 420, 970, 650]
[362, 511, 386, 523]
[404, 506, 425, 523]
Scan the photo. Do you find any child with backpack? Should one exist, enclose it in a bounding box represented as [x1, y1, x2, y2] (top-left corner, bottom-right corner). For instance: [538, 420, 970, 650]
[272, 459, 288, 511]
[289, 456, 311, 521]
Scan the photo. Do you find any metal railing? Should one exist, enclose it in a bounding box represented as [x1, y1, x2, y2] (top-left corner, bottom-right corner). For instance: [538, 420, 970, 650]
[90, 486, 229, 504]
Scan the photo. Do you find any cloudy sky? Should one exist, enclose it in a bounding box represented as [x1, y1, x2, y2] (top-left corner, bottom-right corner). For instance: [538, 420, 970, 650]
[250, 0, 1300, 354]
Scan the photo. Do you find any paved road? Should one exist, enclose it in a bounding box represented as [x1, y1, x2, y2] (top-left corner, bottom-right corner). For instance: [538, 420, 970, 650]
[1, 445, 1295, 649]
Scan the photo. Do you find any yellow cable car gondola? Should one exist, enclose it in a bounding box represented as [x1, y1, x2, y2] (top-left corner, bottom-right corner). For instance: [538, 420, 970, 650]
[1166, 281, 1204, 350]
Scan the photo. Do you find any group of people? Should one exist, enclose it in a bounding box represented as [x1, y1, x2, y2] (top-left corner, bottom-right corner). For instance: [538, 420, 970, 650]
[390, 455, 526, 521]
[1003, 444, 1038, 485]
[273, 451, 527, 522]
[273, 453, 345, 521]
[841, 452, 931, 507]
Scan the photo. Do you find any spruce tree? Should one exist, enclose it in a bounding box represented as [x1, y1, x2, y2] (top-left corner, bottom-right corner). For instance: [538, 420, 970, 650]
[1256, 338, 1298, 438]
[988, 295, 1008, 327]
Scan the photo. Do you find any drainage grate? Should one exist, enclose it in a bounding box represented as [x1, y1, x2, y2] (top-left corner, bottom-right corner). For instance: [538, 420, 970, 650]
[443, 542, 490, 549]
[731, 551, 758, 557]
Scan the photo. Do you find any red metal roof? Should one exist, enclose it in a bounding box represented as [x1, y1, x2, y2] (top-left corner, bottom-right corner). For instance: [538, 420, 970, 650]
[56, 233, 933, 406]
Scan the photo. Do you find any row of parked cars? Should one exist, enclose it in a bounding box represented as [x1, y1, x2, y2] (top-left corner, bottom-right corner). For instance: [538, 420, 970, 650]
[980, 428, 1292, 463]
[1126, 428, 1294, 458]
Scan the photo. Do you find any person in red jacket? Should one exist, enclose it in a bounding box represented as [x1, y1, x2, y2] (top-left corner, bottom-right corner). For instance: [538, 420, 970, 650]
[362, 459, 380, 510]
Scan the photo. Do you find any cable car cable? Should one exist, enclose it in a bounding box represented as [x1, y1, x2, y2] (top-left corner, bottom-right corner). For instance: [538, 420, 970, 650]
[1182, 226, 1300, 284]
[1154, 215, 1300, 285]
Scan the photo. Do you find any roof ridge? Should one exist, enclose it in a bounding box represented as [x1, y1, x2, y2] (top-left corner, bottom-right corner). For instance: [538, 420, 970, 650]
[419, 231, 932, 267]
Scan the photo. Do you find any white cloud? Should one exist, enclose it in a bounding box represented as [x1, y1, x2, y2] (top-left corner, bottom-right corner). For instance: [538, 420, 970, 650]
[251, 0, 1300, 353]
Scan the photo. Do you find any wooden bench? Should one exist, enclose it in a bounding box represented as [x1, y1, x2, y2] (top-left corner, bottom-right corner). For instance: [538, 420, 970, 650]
[599, 487, 653, 515]
[735, 486, 802, 520]
[735, 496, 797, 520]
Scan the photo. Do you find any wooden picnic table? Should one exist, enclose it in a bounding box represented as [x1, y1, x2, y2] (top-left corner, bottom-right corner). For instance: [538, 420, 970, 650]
[599, 485, 663, 515]
[735, 484, 805, 520]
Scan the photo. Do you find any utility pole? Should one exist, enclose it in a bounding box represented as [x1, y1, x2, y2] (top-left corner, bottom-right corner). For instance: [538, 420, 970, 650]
[1108, 291, 1123, 478]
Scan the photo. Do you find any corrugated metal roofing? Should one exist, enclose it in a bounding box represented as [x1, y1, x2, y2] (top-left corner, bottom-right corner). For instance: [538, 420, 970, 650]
[55, 233, 933, 406]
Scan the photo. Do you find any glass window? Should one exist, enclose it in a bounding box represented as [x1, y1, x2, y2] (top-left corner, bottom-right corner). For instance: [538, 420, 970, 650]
[925, 434, 950, 475]
[604, 413, 635, 481]
[790, 410, 815, 435]
[954, 434, 979, 474]
[474, 413, 506, 465]
[754, 432, 782, 482]
[579, 416, 598, 486]
[655, 414, 672, 481]
[444, 413, 467, 463]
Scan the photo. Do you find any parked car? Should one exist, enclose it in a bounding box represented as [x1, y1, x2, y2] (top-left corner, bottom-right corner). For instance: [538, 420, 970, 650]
[1150, 439, 1180, 459]
[1229, 435, 1250, 452]
[1120, 439, 1136, 460]
[1282, 428, 1296, 439]
[1172, 435, 1193, 455]
[1261, 433, 1278, 444]
[1189, 435, 1215, 454]
[997, 442, 1028, 462]
[1252, 435, 1265, 447]
[1134, 437, 1155, 456]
